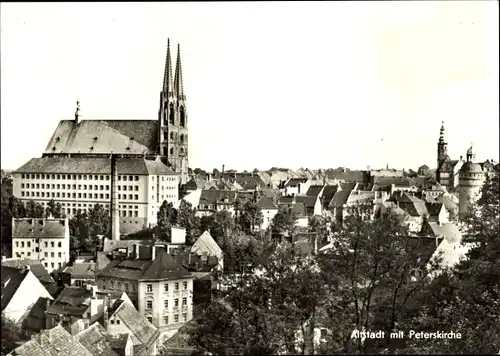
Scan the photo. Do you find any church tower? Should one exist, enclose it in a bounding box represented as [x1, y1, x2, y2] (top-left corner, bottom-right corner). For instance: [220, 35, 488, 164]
[158, 40, 189, 184]
[436, 121, 449, 182]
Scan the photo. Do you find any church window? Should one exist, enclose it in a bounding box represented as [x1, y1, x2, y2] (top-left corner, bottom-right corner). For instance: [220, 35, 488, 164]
[169, 104, 175, 125]
[163, 131, 168, 141]
[180, 134, 184, 143]
[170, 132, 174, 140]
[180, 148, 184, 155]
[180, 106, 186, 127]
[170, 147, 174, 155]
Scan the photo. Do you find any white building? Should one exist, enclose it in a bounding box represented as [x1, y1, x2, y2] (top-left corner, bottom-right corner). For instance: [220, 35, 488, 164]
[11, 217, 70, 273]
[12, 156, 179, 235]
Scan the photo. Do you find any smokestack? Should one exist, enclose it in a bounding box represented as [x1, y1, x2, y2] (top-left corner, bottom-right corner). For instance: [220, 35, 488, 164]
[111, 154, 120, 241]
[103, 295, 109, 329]
[222, 164, 225, 180]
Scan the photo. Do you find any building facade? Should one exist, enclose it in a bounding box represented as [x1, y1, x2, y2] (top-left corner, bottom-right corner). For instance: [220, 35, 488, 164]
[11, 217, 70, 273]
[13, 156, 178, 234]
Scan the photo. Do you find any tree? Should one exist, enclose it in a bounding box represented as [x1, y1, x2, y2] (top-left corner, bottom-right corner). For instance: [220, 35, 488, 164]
[239, 200, 263, 234]
[1, 313, 24, 355]
[190, 243, 327, 355]
[271, 205, 298, 240]
[308, 215, 333, 246]
[45, 199, 63, 218]
[88, 204, 110, 248]
[399, 170, 500, 354]
[25, 200, 45, 218]
[253, 168, 259, 173]
[177, 200, 200, 244]
[316, 205, 439, 354]
[156, 201, 178, 242]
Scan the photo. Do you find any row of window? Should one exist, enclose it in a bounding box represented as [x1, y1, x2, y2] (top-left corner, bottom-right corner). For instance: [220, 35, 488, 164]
[151, 185, 176, 191]
[21, 183, 115, 190]
[151, 176, 177, 182]
[21, 191, 140, 200]
[145, 297, 188, 310]
[15, 241, 63, 248]
[21, 174, 141, 181]
[146, 313, 187, 325]
[146, 281, 188, 292]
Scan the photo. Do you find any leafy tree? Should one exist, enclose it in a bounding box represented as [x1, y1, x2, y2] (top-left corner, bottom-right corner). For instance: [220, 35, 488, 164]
[316, 205, 438, 354]
[239, 200, 263, 234]
[45, 199, 63, 218]
[399, 170, 500, 354]
[271, 205, 297, 240]
[200, 210, 237, 249]
[253, 168, 259, 173]
[88, 204, 110, 246]
[25, 200, 45, 218]
[1, 313, 24, 355]
[156, 201, 178, 242]
[308, 215, 332, 246]
[177, 200, 200, 244]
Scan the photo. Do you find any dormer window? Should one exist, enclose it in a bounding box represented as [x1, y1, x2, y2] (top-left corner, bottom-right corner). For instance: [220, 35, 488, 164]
[52, 146, 56, 151]
[89, 146, 94, 150]
[55, 137, 60, 142]
[93, 137, 98, 141]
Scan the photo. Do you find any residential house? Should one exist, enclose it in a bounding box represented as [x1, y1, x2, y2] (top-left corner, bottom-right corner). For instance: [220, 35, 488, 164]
[96, 247, 194, 342]
[436, 194, 459, 221]
[75, 322, 121, 356]
[195, 189, 237, 217]
[283, 178, 311, 196]
[7, 324, 94, 356]
[295, 196, 322, 217]
[437, 158, 465, 191]
[104, 297, 161, 354]
[256, 195, 279, 230]
[45, 286, 94, 335]
[325, 169, 370, 184]
[190, 231, 224, 271]
[106, 333, 134, 356]
[291, 203, 308, 227]
[1, 266, 53, 322]
[320, 185, 339, 211]
[21, 296, 53, 336]
[11, 217, 70, 273]
[1, 257, 54, 286]
[57, 262, 96, 288]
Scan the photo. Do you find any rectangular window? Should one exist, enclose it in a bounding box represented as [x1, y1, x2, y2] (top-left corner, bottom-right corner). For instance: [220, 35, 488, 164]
[58, 252, 61, 257]
[58, 242, 62, 247]
[21, 241, 25, 247]
[117, 281, 121, 289]
[164, 283, 168, 292]
[27, 241, 31, 248]
[164, 316, 168, 324]
[44, 242, 48, 247]
[164, 300, 168, 308]
[146, 300, 153, 309]
[183, 281, 187, 289]
[182, 297, 187, 306]
[174, 314, 179, 323]
[146, 284, 152, 292]
[182, 313, 187, 322]
[175, 282, 179, 290]
[51, 252, 54, 257]
[174, 299, 179, 307]
[51, 242, 54, 248]
[147, 316, 152, 323]
[123, 176, 127, 181]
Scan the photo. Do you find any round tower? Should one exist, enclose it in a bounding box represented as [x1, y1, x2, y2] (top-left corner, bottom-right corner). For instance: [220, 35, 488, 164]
[458, 146, 485, 219]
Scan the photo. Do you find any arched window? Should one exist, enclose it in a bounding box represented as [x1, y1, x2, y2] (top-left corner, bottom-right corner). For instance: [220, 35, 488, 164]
[169, 104, 174, 125]
[170, 132, 174, 140]
[180, 106, 186, 127]
[180, 134, 184, 143]
[180, 148, 184, 155]
[163, 131, 167, 141]
[163, 113, 167, 126]
[170, 147, 174, 155]
[163, 147, 167, 156]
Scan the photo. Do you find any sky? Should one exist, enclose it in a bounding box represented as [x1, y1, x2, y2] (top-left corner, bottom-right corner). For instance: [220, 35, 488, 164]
[1, 1, 498, 172]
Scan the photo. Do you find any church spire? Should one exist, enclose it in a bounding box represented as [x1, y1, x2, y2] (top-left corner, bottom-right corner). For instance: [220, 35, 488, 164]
[162, 39, 174, 95]
[438, 121, 446, 143]
[174, 43, 185, 101]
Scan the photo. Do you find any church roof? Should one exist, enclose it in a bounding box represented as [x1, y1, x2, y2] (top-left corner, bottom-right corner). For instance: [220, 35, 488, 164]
[15, 156, 175, 175]
[43, 120, 158, 155]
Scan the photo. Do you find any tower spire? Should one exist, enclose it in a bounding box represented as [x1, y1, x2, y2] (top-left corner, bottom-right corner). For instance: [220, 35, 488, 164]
[75, 99, 80, 124]
[163, 39, 174, 95]
[438, 121, 446, 143]
[174, 43, 185, 100]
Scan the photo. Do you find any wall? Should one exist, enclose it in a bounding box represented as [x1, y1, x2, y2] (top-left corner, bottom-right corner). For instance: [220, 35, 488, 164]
[3, 271, 52, 322]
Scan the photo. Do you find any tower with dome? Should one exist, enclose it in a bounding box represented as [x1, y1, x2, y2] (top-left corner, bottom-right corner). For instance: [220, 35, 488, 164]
[458, 145, 485, 219]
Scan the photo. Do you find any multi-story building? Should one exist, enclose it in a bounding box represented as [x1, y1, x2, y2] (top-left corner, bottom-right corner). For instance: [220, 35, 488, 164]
[12, 156, 178, 234]
[11, 217, 70, 273]
[11, 39, 191, 234]
[96, 246, 194, 343]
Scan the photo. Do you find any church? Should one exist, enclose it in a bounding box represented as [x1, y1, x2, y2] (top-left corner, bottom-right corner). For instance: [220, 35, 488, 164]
[12, 40, 190, 234]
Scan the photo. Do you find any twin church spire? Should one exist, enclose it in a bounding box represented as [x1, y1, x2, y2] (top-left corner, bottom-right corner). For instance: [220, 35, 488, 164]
[162, 39, 184, 100]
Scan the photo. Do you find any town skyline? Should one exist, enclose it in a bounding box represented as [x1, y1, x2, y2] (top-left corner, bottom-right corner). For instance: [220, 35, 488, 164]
[1, 1, 498, 172]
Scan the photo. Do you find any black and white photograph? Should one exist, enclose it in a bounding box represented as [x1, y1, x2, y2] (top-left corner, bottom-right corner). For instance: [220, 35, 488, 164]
[1, 1, 499, 355]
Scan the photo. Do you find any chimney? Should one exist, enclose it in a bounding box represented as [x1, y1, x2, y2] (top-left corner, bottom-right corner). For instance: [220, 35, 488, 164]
[222, 165, 225, 180]
[103, 295, 109, 330]
[110, 154, 120, 241]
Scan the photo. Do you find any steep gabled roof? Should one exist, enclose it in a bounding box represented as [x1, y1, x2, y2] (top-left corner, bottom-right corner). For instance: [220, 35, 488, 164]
[256, 195, 278, 210]
[191, 231, 223, 260]
[76, 322, 119, 356]
[1, 259, 53, 284]
[1, 266, 29, 312]
[306, 185, 325, 197]
[10, 324, 94, 356]
[329, 190, 351, 208]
